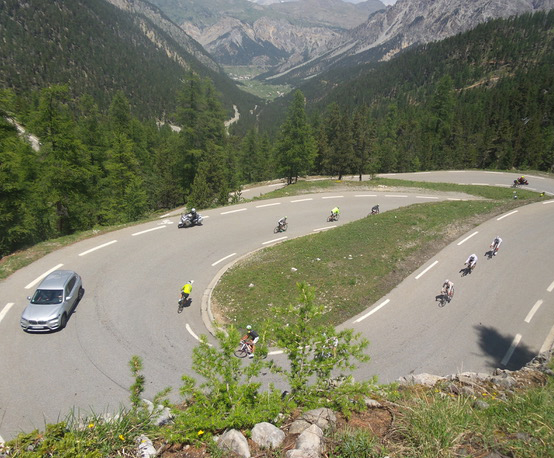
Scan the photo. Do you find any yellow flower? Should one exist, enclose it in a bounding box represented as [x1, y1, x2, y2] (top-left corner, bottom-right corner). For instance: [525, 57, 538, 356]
[88, 423, 95, 429]
[119, 434, 125, 441]
[198, 430, 204, 436]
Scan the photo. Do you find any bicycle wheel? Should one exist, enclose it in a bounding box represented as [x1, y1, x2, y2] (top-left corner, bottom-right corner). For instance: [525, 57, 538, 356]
[234, 345, 248, 358]
[177, 299, 184, 313]
[282, 222, 288, 231]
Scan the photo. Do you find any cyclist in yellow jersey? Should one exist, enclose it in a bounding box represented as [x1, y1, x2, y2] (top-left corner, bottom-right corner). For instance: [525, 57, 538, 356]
[180, 280, 193, 303]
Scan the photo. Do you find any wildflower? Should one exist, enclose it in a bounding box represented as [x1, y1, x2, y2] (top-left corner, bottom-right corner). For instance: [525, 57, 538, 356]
[198, 430, 204, 436]
[119, 434, 125, 441]
[88, 423, 95, 429]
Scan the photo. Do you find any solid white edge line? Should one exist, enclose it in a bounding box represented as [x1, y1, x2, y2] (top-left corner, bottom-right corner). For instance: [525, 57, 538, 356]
[447, 198, 462, 201]
[314, 226, 335, 232]
[212, 253, 237, 267]
[262, 236, 287, 245]
[221, 208, 247, 215]
[0, 303, 15, 324]
[457, 231, 479, 246]
[540, 324, 554, 353]
[547, 280, 554, 293]
[524, 300, 543, 323]
[497, 210, 518, 221]
[414, 171, 432, 174]
[256, 203, 281, 208]
[485, 171, 503, 174]
[501, 334, 522, 366]
[471, 183, 489, 186]
[132, 226, 165, 236]
[78, 240, 117, 257]
[269, 183, 283, 187]
[291, 198, 313, 203]
[25, 264, 64, 289]
[415, 260, 439, 279]
[321, 195, 344, 199]
[354, 299, 390, 323]
[186, 323, 200, 341]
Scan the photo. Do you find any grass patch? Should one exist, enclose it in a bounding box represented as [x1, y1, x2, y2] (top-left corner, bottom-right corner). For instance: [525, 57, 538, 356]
[214, 179, 544, 329]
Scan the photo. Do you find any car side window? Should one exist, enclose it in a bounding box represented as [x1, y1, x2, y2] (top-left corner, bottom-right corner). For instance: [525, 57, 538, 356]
[66, 277, 76, 298]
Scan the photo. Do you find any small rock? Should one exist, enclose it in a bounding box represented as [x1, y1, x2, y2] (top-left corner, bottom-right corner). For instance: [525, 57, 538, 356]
[301, 408, 336, 430]
[289, 419, 312, 435]
[473, 400, 489, 410]
[136, 435, 157, 458]
[363, 397, 382, 408]
[218, 429, 250, 458]
[249, 283, 255, 288]
[251, 422, 285, 449]
[291, 267, 298, 272]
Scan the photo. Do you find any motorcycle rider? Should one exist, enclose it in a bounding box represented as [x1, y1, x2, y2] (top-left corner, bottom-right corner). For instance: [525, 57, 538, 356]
[490, 236, 503, 255]
[241, 325, 259, 358]
[465, 253, 478, 271]
[189, 208, 199, 225]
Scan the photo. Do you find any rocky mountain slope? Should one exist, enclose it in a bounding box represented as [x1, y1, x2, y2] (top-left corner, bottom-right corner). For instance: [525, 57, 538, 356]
[268, 0, 554, 82]
[148, 0, 385, 67]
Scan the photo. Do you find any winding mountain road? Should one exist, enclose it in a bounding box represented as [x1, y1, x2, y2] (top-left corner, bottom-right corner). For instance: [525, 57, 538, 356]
[1, 171, 553, 441]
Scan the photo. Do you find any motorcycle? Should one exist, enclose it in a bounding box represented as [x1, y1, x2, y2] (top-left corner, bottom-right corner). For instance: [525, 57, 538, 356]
[178, 212, 203, 228]
[512, 178, 528, 187]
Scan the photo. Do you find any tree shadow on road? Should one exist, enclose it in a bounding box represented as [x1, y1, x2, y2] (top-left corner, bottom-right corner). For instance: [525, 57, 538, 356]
[474, 325, 537, 371]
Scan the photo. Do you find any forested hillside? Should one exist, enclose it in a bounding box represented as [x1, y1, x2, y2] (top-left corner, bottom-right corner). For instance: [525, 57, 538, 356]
[253, 11, 554, 173]
[0, 0, 259, 118]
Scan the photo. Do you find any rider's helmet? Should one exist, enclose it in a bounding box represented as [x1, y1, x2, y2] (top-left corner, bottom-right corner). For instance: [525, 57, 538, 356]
[445, 279, 450, 284]
[191, 208, 196, 213]
[246, 325, 252, 330]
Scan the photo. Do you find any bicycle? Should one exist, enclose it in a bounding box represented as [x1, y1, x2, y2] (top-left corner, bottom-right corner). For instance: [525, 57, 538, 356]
[274, 222, 288, 233]
[234, 339, 254, 358]
[178, 295, 191, 313]
[437, 286, 454, 307]
[327, 213, 339, 222]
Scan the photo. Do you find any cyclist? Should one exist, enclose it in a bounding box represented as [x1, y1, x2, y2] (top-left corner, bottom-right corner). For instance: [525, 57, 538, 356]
[330, 207, 340, 221]
[490, 236, 503, 255]
[277, 216, 287, 232]
[465, 253, 478, 271]
[180, 280, 193, 304]
[441, 279, 454, 302]
[371, 204, 380, 215]
[241, 325, 259, 358]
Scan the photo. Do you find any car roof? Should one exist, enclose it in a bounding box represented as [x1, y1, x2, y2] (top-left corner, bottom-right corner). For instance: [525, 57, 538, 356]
[38, 270, 77, 290]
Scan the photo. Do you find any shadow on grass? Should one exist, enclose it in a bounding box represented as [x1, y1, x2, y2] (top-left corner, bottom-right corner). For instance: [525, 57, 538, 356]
[474, 325, 537, 371]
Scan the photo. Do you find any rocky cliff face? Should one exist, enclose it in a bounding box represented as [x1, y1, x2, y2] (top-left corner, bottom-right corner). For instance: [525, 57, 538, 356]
[272, 0, 554, 81]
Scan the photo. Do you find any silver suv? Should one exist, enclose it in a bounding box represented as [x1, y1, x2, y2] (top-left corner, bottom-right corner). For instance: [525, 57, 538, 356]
[20, 270, 84, 332]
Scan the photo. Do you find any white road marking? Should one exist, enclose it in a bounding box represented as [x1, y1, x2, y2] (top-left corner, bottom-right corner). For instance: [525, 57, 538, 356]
[0, 303, 15, 324]
[221, 208, 247, 215]
[268, 350, 284, 355]
[25, 264, 64, 289]
[186, 323, 200, 341]
[447, 198, 462, 201]
[543, 200, 554, 205]
[132, 226, 165, 236]
[212, 253, 237, 266]
[322, 195, 344, 199]
[524, 300, 543, 323]
[159, 212, 173, 218]
[414, 171, 432, 174]
[540, 323, 554, 353]
[416, 196, 439, 199]
[158, 219, 174, 225]
[385, 194, 408, 198]
[256, 203, 281, 208]
[291, 198, 313, 203]
[380, 173, 396, 176]
[496, 184, 511, 187]
[79, 240, 117, 257]
[471, 183, 489, 186]
[485, 171, 503, 174]
[526, 175, 544, 180]
[528, 187, 538, 191]
[448, 170, 465, 173]
[313, 226, 335, 232]
[269, 183, 283, 187]
[262, 236, 287, 245]
[355, 194, 378, 197]
[501, 334, 521, 366]
[415, 260, 438, 279]
[457, 231, 478, 246]
[497, 210, 518, 221]
[547, 280, 554, 293]
[354, 299, 390, 323]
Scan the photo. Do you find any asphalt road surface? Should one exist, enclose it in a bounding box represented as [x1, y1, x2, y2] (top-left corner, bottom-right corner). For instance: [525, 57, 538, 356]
[0, 171, 553, 440]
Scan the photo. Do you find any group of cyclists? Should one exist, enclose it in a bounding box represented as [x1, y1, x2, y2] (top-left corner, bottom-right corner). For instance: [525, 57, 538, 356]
[440, 236, 503, 303]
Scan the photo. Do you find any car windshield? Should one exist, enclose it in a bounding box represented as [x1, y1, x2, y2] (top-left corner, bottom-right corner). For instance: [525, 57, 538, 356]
[31, 289, 63, 305]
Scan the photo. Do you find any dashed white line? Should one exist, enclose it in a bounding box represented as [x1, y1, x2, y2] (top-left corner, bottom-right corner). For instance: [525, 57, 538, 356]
[269, 183, 283, 187]
[416, 196, 439, 200]
[354, 299, 390, 323]
[457, 231, 478, 246]
[262, 236, 287, 245]
[212, 253, 237, 266]
[79, 240, 117, 257]
[25, 264, 64, 289]
[268, 350, 284, 355]
[132, 226, 165, 236]
[524, 300, 543, 323]
[448, 170, 465, 173]
[414, 171, 432, 174]
[447, 198, 462, 201]
[313, 226, 335, 232]
[501, 334, 522, 366]
[186, 323, 200, 341]
[291, 198, 313, 203]
[497, 210, 518, 221]
[471, 183, 489, 186]
[385, 194, 408, 198]
[485, 171, 503, 174]
[256, 203, 281, 208]
[547, 280, 554, 293]
[415, 260, 438, 279]
[355, 194, 378, 197]
[322, 195, 344, 199]
[221, 208, 247, 215]
[543, 200, 554, 205]
[0, 303, 15, 324]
